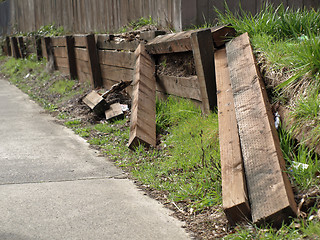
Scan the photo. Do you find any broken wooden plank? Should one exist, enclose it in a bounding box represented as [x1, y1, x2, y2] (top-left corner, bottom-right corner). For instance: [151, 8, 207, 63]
[191, 29, 217, 114]
[129, 43, 156, 149]
[156, 75, 201, 101]
[101, 80, 132, 98]
[215, 47, 251, 225]
[10, 37, 21, 59]
[226, 33, 297, 225]
[82, 90, 109, 115]
[146, 26, 235, 55]
[105, 103, 124, 121]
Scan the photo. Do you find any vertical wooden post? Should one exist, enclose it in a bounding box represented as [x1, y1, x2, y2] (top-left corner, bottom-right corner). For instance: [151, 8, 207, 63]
[10, 37, 21, 59]
[85, 34, 102, 88]
[66, 35, 77, 79]
[5, 37, 11, 56]
[191, 29, 217, 114]
[18, 37, 26, 58]
[35, 35, 42, 60]
[44, 37, 55, 72]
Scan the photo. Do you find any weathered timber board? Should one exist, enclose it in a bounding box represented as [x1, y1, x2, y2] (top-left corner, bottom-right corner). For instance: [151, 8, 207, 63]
[129, 43, 156, 149]
[156, 75, 201, 101]
[41, 38, 48, 59]
[96, 34, 139, 51]
[73, 35, 87, 47]
[75, 48, 89, 61]
[55, 57, 68, 68]
[51, 37, 67, 47]
[100, 65, 133, 82]
[10, 37, 21, 59]
[105, 103, 124, 121]
[66, 36, 77, 79]
[86, 34, 103, 88]
[76, 59, 91, 74]
[226, 33, 297, 225]
[215, 48, 251, 224]
[191, 29, 217, 114]
[6, 37, 11, 56]
[98, 50, 135, 69]
[83, 91, 109, 115]
[53, 47, 68, 58]
[18, 37, 26, 58]
[146, 25, 235, 55]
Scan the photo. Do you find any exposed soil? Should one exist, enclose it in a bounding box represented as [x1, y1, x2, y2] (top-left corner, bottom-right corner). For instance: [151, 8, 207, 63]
[156, 52, 197, 77]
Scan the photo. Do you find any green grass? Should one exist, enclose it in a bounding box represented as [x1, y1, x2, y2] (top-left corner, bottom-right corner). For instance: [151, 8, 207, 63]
[49, 79, 75, 94]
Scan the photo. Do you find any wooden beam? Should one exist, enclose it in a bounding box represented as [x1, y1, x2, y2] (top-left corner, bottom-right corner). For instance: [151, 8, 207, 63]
[226, 33, 297, 225]
[96, 34, 140, 51]
[156, 75, 201, 101]
[82, 90, 109, 116]
[85, 34, 102, 88]
[129, 43, 156, 149]
[215, 47, 251, 225]
[10, 37, 21, 59]
[35, 36, 42, 60]
[146, 26, 236, 55]
[105, 103, 124, 121]
[6, 37, 11, 56]
[18, 37, 26, 58]
[66, 36, 77, 79]
[191, 29, 217, 114]
[44, 37, 55, 71]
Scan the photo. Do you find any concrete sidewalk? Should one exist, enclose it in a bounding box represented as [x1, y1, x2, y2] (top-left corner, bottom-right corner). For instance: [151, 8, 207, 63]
[0, 78, 190, 240]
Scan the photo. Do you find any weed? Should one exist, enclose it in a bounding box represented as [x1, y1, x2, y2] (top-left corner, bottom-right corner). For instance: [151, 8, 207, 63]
[49, 79, 75, 94]
[64, 119, 82, 127]
[278, 127, 320, 190]
[129, 16, 156, 30]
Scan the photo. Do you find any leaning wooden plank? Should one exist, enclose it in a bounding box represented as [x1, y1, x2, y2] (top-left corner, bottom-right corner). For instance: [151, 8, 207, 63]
[82, 90, 109, 116]
[226, 33, 297, 225]
[128, 43, 156, 149]
[191, 29, 217, 114]
[146, 26, 235, 55]
[215, 48, 251, 225]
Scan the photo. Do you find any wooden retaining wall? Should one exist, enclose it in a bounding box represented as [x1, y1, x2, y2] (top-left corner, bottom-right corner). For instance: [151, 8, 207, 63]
[1, 0, 320, 36]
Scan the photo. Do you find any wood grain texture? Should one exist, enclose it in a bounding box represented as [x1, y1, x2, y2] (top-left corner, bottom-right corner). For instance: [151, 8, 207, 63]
[96, 34, 140, 51]
[10, 37, 21, 59]
[191, 29, 217, 114]
[146, 26, 235, 55]
[215, 48, 251, 225]
[226, 33, 297, 225]
[129, 43, 156, 149]
[98, 50, 135, 69]
[156, 75, 201, 101]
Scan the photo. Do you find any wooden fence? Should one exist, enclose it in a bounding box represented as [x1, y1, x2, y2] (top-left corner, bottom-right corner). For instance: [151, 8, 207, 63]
[1, 0, 320, 36]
